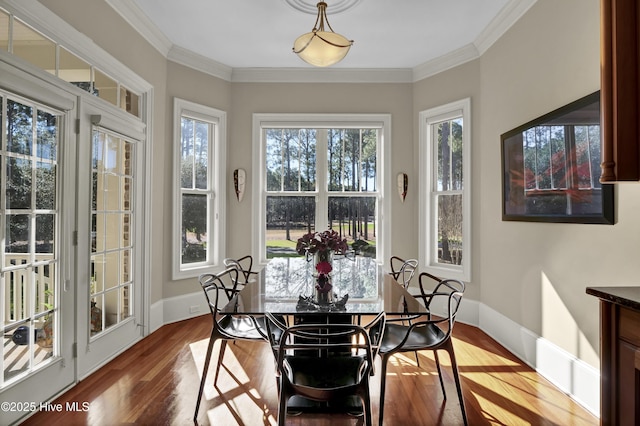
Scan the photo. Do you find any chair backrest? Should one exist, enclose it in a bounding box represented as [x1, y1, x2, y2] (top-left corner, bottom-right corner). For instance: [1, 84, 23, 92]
[223, 255, 254, 282]
[389, 256, 418, 288]
[416, 271, 442, 297]
[265, 312, 386, 379]
[199, 268, 242, 320]
[417, 278, 465, 339]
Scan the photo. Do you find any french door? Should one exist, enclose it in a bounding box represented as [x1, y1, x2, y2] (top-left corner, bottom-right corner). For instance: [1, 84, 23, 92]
[0, 80, 76, 425]
[1, 55, 148, 425]
[75, 97, 146, 378]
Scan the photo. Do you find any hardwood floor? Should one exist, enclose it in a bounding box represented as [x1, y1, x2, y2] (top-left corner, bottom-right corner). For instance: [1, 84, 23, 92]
[22, 315, 598, 425]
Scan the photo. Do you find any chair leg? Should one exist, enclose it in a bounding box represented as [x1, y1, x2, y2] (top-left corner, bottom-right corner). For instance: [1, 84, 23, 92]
[413, 350, 420, 367]
[445, 341, 468, 426]
[194, 334, 217, 423]
[214, 340, 228, 386]
[378, 354, 390, 426]
[277, 388, 288, 426]
[362, 392, 372, 426]
[433, 350, 446, 399]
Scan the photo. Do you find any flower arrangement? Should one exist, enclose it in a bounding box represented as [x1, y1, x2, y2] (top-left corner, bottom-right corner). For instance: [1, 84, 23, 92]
[295, 229, 349, 256]
[296, 230, 347, 302]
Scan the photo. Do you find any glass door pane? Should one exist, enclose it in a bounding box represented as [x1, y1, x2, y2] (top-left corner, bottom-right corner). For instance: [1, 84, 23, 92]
[2, 98, 58, 384]
[90, 130, 134, 335]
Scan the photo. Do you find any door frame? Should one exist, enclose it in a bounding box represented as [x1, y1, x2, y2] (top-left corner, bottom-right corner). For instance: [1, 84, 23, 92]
[75, 95, 148, 379]
[0, 58, 77, 426]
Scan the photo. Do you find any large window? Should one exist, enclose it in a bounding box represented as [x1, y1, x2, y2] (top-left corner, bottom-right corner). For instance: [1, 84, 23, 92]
[420, 99, 471, 281]
[172, 99, 226, 279]
[254, 114, 390, 264]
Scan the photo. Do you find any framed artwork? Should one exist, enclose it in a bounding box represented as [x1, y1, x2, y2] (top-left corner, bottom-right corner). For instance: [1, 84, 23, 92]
[501, 91, 614, 224]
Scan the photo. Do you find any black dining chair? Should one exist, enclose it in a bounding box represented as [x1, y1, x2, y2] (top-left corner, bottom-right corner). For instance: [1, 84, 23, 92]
[264, 312, 386, 426]
[389, 256, 421, 364]
[389, 256, 418, 289]
[378, 275, 467, 426]
[223, 255, 257, 284]
[193, 267, 268, 423]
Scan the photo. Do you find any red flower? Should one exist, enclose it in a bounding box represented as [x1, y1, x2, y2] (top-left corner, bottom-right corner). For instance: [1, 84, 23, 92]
[316, 273, 332, 293]
[316, 261, 333, 274]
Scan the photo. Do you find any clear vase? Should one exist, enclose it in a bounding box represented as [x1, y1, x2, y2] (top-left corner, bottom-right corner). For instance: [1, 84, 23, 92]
[314, 272, 334, 304]
[313, 249, 333, 275]
[315, 287, 334, 304]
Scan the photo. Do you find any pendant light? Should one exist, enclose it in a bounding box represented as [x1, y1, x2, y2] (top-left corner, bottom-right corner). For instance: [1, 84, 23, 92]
[292, 2, 354, 67]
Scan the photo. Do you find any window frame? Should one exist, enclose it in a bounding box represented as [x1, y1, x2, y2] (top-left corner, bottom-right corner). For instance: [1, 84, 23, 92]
[172, 98, 226, 280]
[252, 114, 391, 266]
[419, 98, 471, 282]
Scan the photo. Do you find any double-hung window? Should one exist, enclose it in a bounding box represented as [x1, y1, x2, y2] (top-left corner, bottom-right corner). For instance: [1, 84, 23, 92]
[253, 114, 390, 264]
[420, 99, 471, 281]
[172, 99, 226, 279]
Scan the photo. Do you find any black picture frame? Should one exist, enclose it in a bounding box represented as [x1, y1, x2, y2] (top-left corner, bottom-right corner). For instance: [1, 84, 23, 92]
[501, 91, 614, 224]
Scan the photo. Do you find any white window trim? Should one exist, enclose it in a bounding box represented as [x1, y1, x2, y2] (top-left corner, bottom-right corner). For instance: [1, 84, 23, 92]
[252, 113, 391, 266]
[172, 98, 226, 280]
[419, 98, 471, 282]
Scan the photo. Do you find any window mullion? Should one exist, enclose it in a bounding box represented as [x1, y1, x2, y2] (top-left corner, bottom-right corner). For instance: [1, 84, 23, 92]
[316, 129, 328, 230]
[584, 125, 595, 188]
[297, 129, 302, 191]
[358, 129, 363, 192]
[191, 120, 196, 190]
[341, 130, 346, 192]
[280, 129, 285, 192]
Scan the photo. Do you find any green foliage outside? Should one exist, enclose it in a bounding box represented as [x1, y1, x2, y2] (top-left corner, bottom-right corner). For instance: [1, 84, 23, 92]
[265, 128, 379, 258]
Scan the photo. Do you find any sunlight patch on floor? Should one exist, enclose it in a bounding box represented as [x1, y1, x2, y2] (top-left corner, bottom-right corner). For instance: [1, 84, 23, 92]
[189, 338, 251, 399]
[452, 337, 522, 367]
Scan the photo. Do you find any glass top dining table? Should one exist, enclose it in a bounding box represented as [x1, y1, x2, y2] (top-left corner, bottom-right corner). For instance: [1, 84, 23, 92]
[222, 256, 426, 316]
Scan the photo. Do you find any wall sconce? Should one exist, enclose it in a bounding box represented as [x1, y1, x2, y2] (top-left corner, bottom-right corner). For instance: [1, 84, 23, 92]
[397, 173, 408, 202]
[234, 169, 246, 202]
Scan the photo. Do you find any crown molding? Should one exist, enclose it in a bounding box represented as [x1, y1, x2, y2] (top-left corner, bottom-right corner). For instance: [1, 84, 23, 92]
[231, 67, 413, 83]
[105, 0, 172, 57]
[104, 0, 538, 84]
[412, 44, 480, 82]
[167, 45, 233, 81]
[475, 0, 538, 55]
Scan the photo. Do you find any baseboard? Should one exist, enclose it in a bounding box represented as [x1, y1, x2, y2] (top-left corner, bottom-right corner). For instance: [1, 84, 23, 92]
[150, 291, 205, 333]
[475, 303, 600, 417]
[153, 290, 600, 417]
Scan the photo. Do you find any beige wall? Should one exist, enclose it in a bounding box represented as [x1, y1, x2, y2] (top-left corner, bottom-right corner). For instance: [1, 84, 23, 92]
[163, 62, 232, 298]
[476, 0, 640, 368]
[413, 60, 482, 301]
[38, 0, 640, 370]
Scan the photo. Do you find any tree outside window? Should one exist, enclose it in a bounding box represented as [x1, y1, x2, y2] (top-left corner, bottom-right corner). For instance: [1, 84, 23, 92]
[264, 127, 379, 259]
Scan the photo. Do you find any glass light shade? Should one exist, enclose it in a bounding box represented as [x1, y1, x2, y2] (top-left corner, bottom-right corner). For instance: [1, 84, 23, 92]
[293, 31, 352, 67]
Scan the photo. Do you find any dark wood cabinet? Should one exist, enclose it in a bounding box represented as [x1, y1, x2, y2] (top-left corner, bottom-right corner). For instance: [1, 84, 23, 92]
[587, 287, 640, 425]
[600, 0, 640, 182]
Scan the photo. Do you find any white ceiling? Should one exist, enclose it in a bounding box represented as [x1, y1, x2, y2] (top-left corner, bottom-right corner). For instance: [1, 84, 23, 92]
[106, 0, 537, 81]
